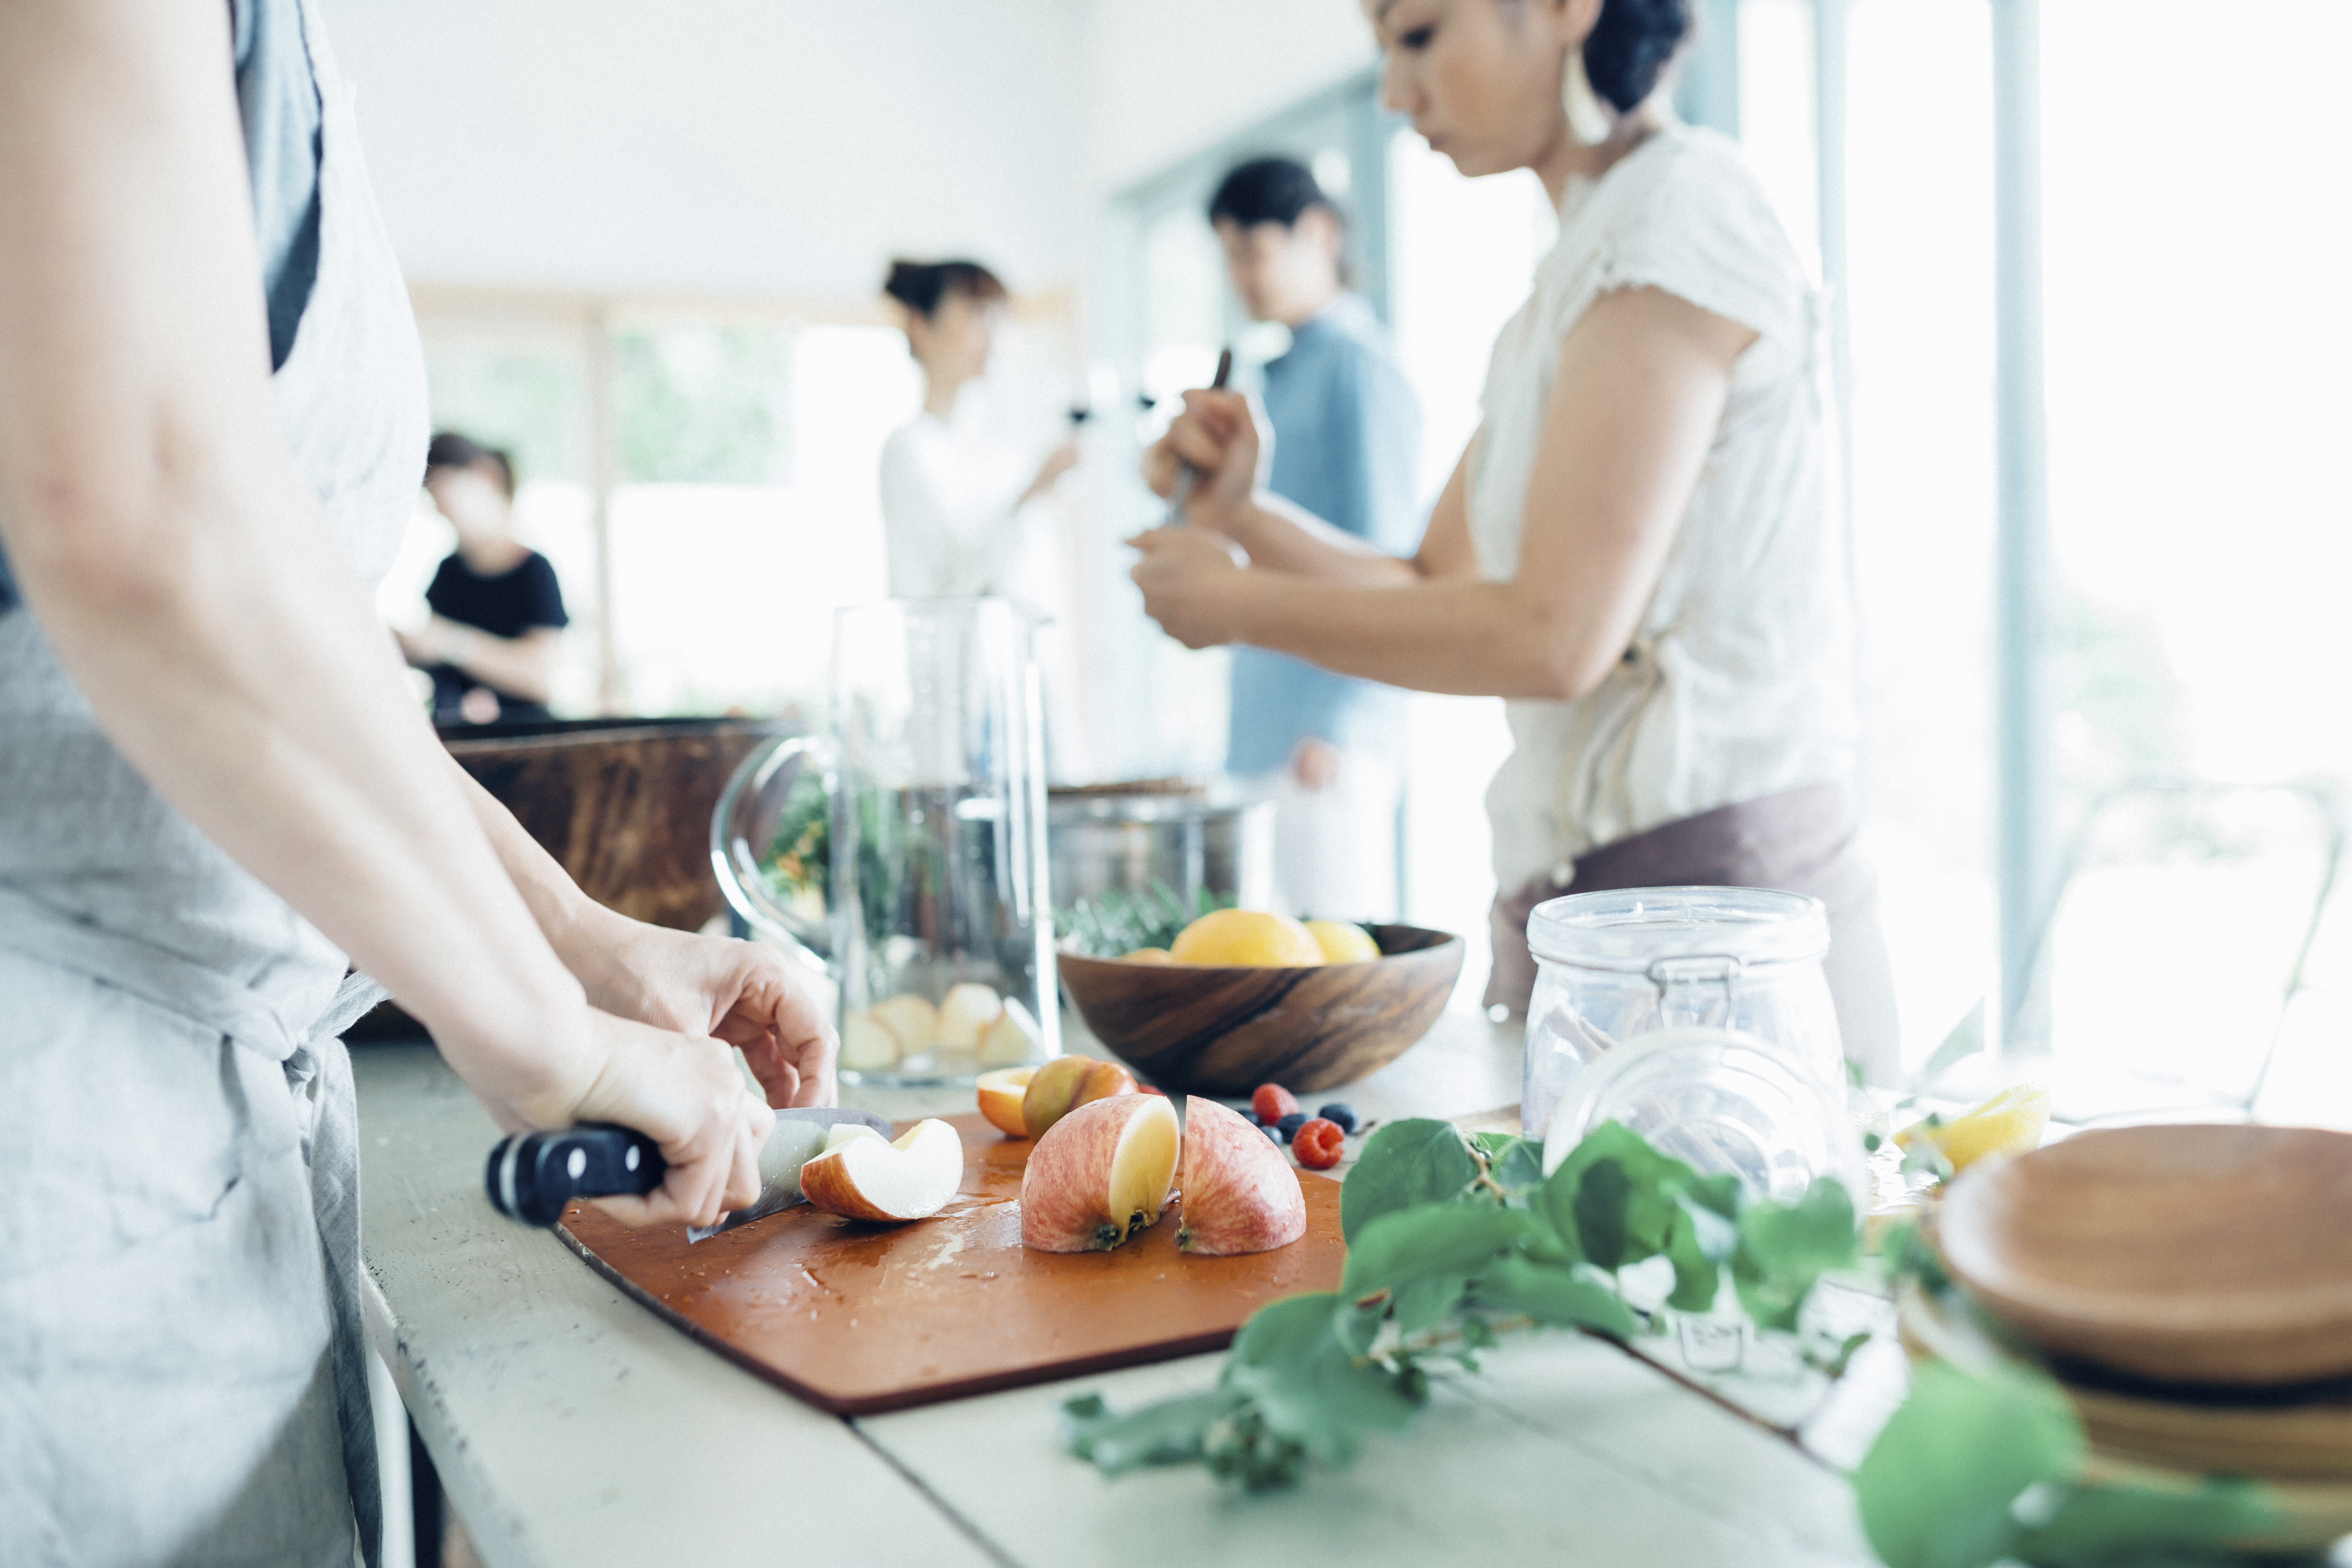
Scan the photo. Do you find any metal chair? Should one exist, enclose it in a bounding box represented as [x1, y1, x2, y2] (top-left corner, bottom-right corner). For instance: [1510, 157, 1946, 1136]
[2000, 779, 2345, 1124]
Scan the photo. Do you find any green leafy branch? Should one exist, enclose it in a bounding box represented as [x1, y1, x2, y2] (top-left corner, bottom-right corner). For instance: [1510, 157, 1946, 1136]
[1063, 1117, 1861, 1492]
[1055, 882, 1236, 958]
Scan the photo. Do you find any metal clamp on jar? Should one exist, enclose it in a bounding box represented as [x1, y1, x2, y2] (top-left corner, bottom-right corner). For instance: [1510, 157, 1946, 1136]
[1520, 886, 1846, 1142]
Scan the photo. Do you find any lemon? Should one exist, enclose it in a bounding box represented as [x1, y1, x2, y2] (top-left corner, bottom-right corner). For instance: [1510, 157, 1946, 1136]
[1169, 908, 1324, 967]
[1303, 919, 1380, 965]
[1896, 1083, 2052, 1173]
[1121, 947, 1174, 964]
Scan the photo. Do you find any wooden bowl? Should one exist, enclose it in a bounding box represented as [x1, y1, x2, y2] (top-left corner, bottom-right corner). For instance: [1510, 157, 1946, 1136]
[1056, 924, 1463, 1096]
[1938, 1124, 2352, 1386]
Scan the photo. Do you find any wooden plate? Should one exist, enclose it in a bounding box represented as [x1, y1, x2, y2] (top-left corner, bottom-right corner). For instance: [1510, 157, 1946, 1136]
[1898, 1279, 2352, 1482]
[1938, 1124, 2352, 1386]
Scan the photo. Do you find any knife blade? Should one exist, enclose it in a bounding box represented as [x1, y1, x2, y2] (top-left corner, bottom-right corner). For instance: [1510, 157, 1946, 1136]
[687, 1107, 894, 1242]
[485, 1106, 894, 1235]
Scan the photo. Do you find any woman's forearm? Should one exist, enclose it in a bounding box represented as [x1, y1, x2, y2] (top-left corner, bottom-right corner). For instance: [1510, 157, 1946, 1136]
[1225, 568, 1612, 700]
[1215, 493, 1424, 587]
[9, 464, 598, 1114]
[435, 621, 557, 702]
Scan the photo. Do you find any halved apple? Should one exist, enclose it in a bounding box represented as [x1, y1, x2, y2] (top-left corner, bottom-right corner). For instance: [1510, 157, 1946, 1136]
[1020, 1094, 1180, 1252]
[1021, 1054, 1137, 1139]
[1176, 1097, 1305, 1255]
[799, 1118, 963, 1222]
[976, 1066, 1038, 1137]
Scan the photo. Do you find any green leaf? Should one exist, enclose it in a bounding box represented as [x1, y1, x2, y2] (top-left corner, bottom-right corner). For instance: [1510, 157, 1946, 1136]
[1470, 1254, 1639, 1338]
[2011, 1476, 2278, 1568]
[1731, 1178, 1859, 1331]
[1341, 1120, 1481, 1242]
[1061, 1388, 1245, 1475]
[1390, 1274, 1468, 1336]
[1541, 1122, 1705, 1270]
[1222, 1294, 1421, 1464]
[1854, 1357, 2085, 1568]
[1488, 1137, 1547, 1195]
[1341, 1205, 1532, 1300]
[1663, 1203, 1728, 1312]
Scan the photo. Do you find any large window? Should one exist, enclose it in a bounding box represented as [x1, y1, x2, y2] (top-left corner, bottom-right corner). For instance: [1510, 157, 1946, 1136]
[387, 296, 947, 723]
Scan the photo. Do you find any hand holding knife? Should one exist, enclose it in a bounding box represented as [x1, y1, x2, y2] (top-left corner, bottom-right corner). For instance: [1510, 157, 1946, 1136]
[487, 1106, 894, 1239]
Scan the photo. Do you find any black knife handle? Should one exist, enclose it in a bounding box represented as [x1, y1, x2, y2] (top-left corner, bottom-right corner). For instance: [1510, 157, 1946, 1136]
[486, 1123, 666, 1225]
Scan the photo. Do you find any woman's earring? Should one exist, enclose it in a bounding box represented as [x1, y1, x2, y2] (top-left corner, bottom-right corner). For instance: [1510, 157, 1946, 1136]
[1561, 50, 1615, 146]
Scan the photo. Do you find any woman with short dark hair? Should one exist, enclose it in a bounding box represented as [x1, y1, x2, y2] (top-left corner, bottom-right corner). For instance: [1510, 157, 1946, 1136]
[877, 259, 1079, 604]
[1133, 0, 1899, 1078]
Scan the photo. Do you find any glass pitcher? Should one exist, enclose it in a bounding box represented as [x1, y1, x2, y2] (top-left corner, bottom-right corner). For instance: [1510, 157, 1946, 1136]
[1520, 887, 1842, 1140]
[711, 598, 1059, 1084]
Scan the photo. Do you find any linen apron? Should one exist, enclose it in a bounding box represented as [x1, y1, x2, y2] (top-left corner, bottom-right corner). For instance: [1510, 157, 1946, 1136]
[0, 1, 428, 1560]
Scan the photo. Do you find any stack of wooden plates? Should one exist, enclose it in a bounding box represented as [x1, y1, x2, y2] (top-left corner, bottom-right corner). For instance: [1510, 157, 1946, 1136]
[1917, 1124, 2352, 1549]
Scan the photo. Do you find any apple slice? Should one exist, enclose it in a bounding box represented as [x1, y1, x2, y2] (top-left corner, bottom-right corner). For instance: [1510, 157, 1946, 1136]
[976, 1066, 1037, 1137]
[978, 997, 1040, 1068]
[1176, 1097, 1306, 1255]
[870, 994, 941, 1057]
[935, 982, 1003, 1049]
[839, 1010, 899, 1072]
[1020, 1094, 1180, 1252]
[799, 1118, 964, 1223]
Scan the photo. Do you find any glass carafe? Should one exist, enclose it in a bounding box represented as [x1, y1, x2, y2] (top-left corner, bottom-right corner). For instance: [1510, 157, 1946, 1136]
[1520, 886, 1842, 1140]
[712, 598, 1059, 1084]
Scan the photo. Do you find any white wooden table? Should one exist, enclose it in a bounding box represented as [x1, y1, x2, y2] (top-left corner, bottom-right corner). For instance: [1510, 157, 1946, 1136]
[357, 1011, 1882, 1568]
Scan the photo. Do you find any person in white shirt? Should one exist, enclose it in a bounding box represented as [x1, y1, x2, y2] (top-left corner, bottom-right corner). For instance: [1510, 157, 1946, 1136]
[877, 259, 1077, 606]
[1128, 0, 1897, 1080]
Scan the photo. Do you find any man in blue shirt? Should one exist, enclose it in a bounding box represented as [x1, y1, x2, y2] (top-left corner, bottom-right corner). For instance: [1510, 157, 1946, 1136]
[1210, 157, 1422, 919]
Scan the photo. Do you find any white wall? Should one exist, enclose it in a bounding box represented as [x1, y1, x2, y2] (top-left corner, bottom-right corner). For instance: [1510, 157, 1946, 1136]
[324, 0, 1092, 299]
[1081, 0, 1377, 191]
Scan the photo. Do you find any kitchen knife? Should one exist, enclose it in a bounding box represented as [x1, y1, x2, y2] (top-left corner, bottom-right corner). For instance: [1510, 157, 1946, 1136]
[485, 1107, 893, 1235]
[1160, 346, 1233, 527]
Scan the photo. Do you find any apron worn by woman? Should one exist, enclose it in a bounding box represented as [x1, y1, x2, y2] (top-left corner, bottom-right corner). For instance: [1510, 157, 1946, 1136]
[0, 3, 427, 1561]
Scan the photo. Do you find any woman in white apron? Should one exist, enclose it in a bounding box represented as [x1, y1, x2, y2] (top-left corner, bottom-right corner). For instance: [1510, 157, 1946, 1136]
[0, 5, 831, 1563]
[1129, 0, 1899, 1079]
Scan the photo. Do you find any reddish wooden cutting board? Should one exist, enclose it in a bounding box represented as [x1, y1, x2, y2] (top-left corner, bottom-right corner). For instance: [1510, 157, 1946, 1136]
[556, 1112, 1346, 1414]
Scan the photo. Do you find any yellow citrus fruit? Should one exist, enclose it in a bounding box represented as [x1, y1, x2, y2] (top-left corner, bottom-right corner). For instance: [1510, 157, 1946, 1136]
[1121, 947, 1174, 964]
[1303, 919, 1381, 965]
[1896, 1083, 2052, 1173]
[1169, 908, 1325, 967]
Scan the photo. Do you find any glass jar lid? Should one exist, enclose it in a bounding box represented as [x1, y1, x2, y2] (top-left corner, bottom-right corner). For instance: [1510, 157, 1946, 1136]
[1526, 885, 1829, 973]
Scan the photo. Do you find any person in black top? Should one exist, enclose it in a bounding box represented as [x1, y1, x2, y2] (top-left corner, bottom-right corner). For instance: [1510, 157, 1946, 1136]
[400, 430, 569, 724]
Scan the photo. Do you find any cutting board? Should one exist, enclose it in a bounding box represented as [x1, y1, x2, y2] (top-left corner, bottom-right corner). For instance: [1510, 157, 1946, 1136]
[555, 1112, 1347, 1414]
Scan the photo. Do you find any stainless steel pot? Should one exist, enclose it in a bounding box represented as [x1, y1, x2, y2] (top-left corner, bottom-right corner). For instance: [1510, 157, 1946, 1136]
[1046, 792, 1275, 913]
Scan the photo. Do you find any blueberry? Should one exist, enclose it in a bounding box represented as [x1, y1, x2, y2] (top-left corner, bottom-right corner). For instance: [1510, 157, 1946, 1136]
[1317, 1102, 1358, 1134]
[1276, 1112, 1308, 1137]
[1263, 1123, 1285, 1146]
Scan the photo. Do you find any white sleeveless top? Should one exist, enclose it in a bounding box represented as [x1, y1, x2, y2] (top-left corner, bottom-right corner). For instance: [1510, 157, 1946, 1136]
[1470, 124, 1857, 890]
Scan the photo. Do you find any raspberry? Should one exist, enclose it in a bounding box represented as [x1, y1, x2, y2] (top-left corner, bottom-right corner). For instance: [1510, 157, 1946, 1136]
[1293, 1117, 1345, 1170]
[1251, 1083, 1300, 1124]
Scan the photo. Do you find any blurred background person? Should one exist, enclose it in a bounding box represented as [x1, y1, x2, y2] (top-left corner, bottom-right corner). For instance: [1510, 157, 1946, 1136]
[399, 430, 569, 725]
[1210, 156, 1421, 920]
[880, 258, 1088, 776]
[879, 260, 1078, 606]
[1132, 0, 1898, 1079]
